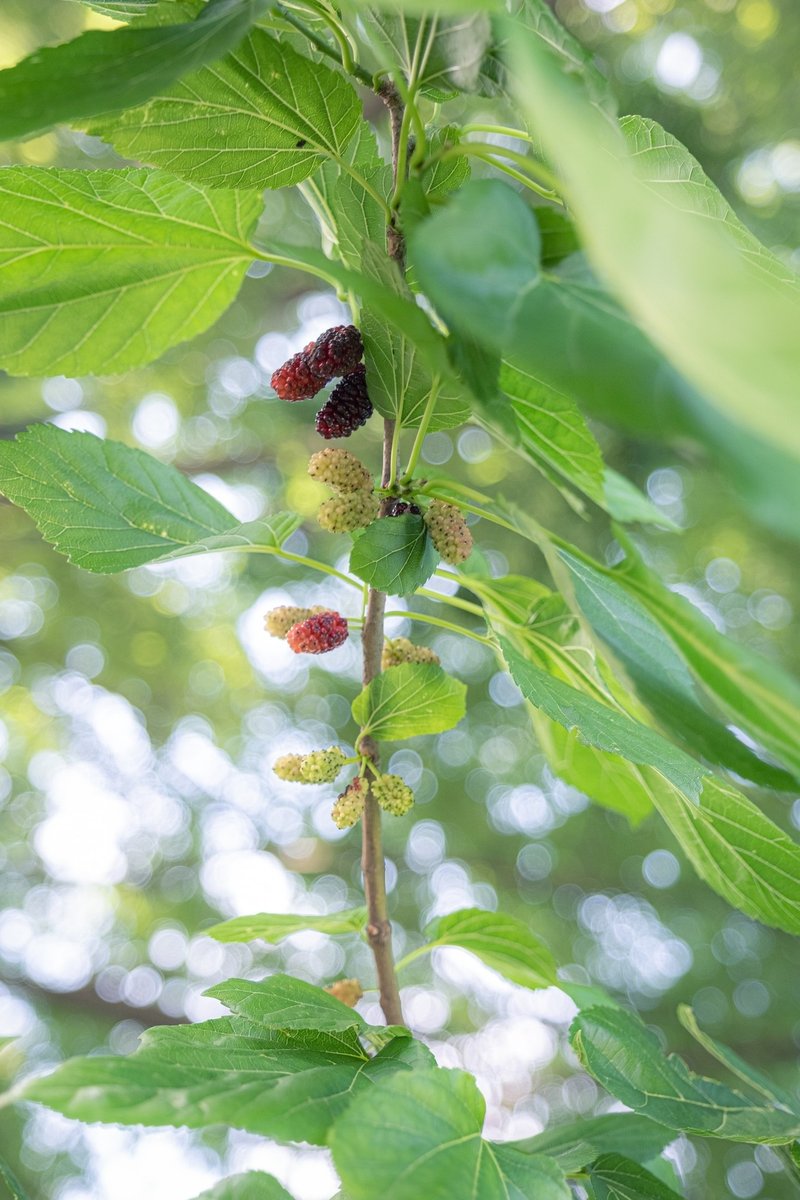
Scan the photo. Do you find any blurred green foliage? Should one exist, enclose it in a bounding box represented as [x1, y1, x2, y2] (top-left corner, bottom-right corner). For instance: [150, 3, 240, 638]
[0, 2, 798, 1198]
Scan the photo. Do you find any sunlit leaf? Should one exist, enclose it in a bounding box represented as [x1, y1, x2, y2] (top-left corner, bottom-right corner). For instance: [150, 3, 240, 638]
[610, 532, 800, 779]
[0, 168, 261, 376]
[21, 976, 432, 1144]
[412, 907, 557, 989]
[90, 30, 362, 190]
[0, 0, 266, 141]
[0, 426, 237, 573]
[331, 1067, 571, 1199]
[352, 663, 467, 740]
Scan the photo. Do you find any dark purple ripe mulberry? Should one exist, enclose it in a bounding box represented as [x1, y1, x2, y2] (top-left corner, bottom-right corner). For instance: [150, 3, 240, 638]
[306, 325, 364, 382]
[315, 365, 373, 439]
[385, 499, 422, 517]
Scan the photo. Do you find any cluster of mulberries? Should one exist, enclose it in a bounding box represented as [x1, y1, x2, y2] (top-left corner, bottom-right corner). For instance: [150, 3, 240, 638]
[274, 746, 349, 784]
[424, 499, 473, 565]
[271, 325, 373, 439]
[271, 325, 363, 402]
[331, 777, 368, 828]
[372, 773, 415, 816]
[382, 637, 440, 670]
[308, 448, 378, 535]
[286, 610, 349, 654]
[264, 604, 326, 640]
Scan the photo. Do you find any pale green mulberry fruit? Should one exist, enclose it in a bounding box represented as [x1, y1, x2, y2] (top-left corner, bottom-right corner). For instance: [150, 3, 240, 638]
[273, 753, 306, 782]
[331, 778, 367, 828]
[372, 773, 414, 816]
[424, 499, 473, 565]
[300, 746, 349, 783]
[308, 447, 372, 493]
[318, 492, 379, 533]
[382, 637, 440, 670]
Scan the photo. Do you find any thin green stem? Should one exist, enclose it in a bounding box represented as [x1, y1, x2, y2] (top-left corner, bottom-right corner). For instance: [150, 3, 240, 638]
[244, 546, 361, 590]
[390, 98, 416, 210]
[248, 246, 340, 287]
[387, 418, 403, 490]
[416, 587, 486, 620]
[400, 377, 440, 482]
[445, 144, 562, 204]
[385, 610, 493, 645]
[459, 123, 535, 142]
[393, 943, 436, 973]
[277, 4, 372, 86]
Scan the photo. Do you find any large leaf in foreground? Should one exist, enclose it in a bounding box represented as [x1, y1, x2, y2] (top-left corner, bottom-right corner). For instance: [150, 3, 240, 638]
[331, 1068, 571, 1200]
[0, 168, 261, 376]
[507, 26, 800, 462]
[572, 1006, 800, 1143]
[0, 426, 238, 572]
[207, 908, 367, 944]
[90, 30, 362, 191]
[21, 976, 431, 1144]
[408, 907, 557, 990]
[352, 663, 467, 740]
[0, 0, 265, 141]
[350, 514, 439, 596]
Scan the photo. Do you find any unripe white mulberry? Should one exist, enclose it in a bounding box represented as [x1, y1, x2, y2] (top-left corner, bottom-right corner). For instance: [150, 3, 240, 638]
[300, 747, 348, 783]
[273, 753, 306, 782]
[372, 773, 414, 816]
[317, 492, 379, 533]
[331, 777, 367, 828]
[424, 499, 473, 565]
[308, 448, 372, 493]
[382, 637, 441, 670]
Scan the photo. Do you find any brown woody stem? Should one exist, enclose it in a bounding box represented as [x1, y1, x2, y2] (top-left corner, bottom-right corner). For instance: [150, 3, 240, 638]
[359, 419, 403, 1026]
[357, 79, 409, 1027]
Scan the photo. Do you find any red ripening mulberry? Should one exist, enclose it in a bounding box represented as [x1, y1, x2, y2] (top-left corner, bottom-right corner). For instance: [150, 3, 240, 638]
[306, 325, 363, 383]
[264, 604, 325, 639]
[315, 366, 373, 439]
[286, 610, 349, 654]
[270, 342, 321, 402]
